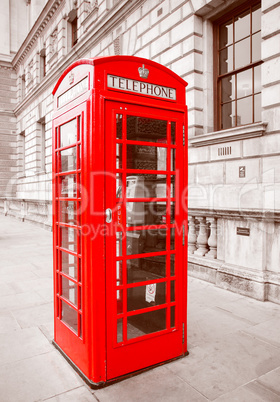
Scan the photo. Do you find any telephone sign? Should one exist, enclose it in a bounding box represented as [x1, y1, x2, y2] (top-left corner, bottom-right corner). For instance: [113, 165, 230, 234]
[52, 55, 188, 387]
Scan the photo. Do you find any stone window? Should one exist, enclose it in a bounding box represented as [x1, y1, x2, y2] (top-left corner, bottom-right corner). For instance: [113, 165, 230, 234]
[40, 48, 46, 80]
[214, 1, 262, 130]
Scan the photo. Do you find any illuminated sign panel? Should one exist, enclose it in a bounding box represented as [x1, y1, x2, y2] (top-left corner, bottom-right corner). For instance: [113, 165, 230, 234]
[107, 74, 176, 100]
[58, 77, 88, 108]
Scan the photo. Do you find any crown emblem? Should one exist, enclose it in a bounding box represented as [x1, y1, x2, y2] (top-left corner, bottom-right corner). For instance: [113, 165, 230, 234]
[138, 64, 149, 79]
[69, 72, 74, 85]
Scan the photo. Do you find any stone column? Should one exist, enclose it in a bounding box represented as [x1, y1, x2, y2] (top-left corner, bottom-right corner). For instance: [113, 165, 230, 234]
[206, 217, 217, 259]
[188, 216, 197, 254]
[194, 217, 208, 256]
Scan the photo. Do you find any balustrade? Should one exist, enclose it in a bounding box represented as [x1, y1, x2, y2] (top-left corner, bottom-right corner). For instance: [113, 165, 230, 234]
[188, 214, 218, 260]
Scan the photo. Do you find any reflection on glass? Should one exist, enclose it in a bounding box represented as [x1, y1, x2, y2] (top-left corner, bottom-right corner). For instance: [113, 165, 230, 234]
[254, 93, 261, 122]
[237, 97, 252, 125]
[235, 38, 250, 69]
[60, 147, 76, 172]
[127, 282, 166, 312]
[219, 46, 233, 74]
[221, 102, 234, 130]
[116, 232, 122, 256]
[60, 119, 77, 148]
[219, 20, 233, 48]
[61, 226, 77, 252]
[60, 174, 77, 198]
[171, 280, 175, 302]
[126, 174, 167, 199]
[117, 289, 123, 314]
[127, 229, 167, 256]
[222, 75, 235, 103]
[61, 300, 77, 333]
[252, 31, 261, 62]
[171, 228, 175, 250]
[237, 70, 252, 98]
[61, 251, 78, 279]
[116, 143, 122, 169]
[116, 114, 123, 139]
[170, 202, 175, 224]
[126, 202, 167, 226]
[127, 255, 166, 284]
[252, 4, 261, 33]
[126, 116, 167, 143]
[234, 9, 250, 42]
[254, 65, 261, 93]
[126, 145, 167, 171]
[116, 261, 122, 285]
[171, 149, 176, 171]
[62, 277, 78, 306]
[127, 309, 166, 340]
[116, 174, 122, 198]
[60, 200, 78, 225]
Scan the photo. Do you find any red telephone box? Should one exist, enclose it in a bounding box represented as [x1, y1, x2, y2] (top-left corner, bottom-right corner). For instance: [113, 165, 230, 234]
[52, 56, 188, 387]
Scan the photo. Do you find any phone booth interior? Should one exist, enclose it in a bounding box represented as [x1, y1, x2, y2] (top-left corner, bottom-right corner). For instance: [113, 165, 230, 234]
[52, 56, 188, 387]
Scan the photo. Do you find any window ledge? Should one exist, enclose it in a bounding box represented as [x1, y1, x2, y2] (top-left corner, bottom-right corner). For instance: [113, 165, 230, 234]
[189, 122, 268, 148]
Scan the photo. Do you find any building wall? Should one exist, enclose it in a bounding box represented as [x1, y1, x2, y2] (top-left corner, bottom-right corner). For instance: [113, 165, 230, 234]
[1, 0, 280, 302]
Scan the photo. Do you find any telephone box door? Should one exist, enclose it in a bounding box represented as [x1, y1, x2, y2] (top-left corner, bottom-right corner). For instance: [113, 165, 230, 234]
[105, 101, 186, 380]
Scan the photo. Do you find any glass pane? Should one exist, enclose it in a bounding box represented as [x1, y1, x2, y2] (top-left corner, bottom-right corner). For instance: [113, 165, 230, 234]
[127, 309, 166, 340]
[116, 174, 123, 198]
[171, 255, 175, 276]
[60, 174, 77, 198]
[117, 290, 123, 314]
[117, 319, 123, 342]
[171, 306, 175, 328]
[221, 75, 235, 103]
[254, 93, 261, 122]
[116, 232, 122, 256]
[170, 202, 175, 224]
[127, 255, 166, 284]
[252, 4, 261, 33]
[219, 20, 233, 48]
[171, 228, 175, 250]
[127, 229, 167, 256]
[61, 226, 77, 252]
[219, 46, 233, 74]
[116, 143, 122, 169]
[127, 282, 166, 312]
[61, 300, 77, 333]
[171, 280, 175, 302]
[116, 260, 122, 285]
[235, 38, 250, 69]
[252, 31, 261, 63]
[116, 114, 123, 139]
[254, 65, 261, 93]
[61, 251, 78, 279]
[127, 145, 167, 171]
[171, 122, 176, 144]
[62, 277, 78, 306]
[59, 147, 76, 172]
[126, 115, 167, 143]
[60, 201, 78, 225]
[237, 70, 252, 98]
[60, 119, 77, 148]
[126, 174, 167, 199]
[127, 202, 167, 226]
[171, 149, 176, 171]
[237, 96, 253, 125]
[221, 102, 235, 129]
[234, 9, 250, 42]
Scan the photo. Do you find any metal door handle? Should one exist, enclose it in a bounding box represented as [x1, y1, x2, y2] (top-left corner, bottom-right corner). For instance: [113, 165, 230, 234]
[106, 208, 112, 223]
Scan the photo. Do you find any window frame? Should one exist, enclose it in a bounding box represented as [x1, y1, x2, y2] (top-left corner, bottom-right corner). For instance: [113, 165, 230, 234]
[213, 0, 262, 131]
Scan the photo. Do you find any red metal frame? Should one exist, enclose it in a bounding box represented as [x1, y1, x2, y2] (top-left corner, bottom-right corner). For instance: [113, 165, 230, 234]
[52, 56, 188, 386]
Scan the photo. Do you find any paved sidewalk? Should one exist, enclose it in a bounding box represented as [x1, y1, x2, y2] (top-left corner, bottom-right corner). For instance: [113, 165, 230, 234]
[0, 215, 280, 401]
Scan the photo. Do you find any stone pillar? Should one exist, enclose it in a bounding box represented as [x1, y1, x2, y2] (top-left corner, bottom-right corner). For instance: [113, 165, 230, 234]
[206, 217, 217, 259]
[194, 217, 208, 256]
[188, 216, 197, 254]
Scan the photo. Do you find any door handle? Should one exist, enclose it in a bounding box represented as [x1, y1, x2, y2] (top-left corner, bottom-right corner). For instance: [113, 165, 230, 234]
[106, 208, 112, 223]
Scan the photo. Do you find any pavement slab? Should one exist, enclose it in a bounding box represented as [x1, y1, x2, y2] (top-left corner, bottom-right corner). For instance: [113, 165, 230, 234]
[0, 215, 280, 401]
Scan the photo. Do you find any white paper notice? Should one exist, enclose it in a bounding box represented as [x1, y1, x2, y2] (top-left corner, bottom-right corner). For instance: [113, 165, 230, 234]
[145, 283, 156, 303]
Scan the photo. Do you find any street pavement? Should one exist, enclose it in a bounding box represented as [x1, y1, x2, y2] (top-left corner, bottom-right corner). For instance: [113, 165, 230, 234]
[0, 215, 280, 401]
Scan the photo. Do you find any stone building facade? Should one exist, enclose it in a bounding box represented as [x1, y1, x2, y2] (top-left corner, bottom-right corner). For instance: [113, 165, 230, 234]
[1, 0, 280, 304]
